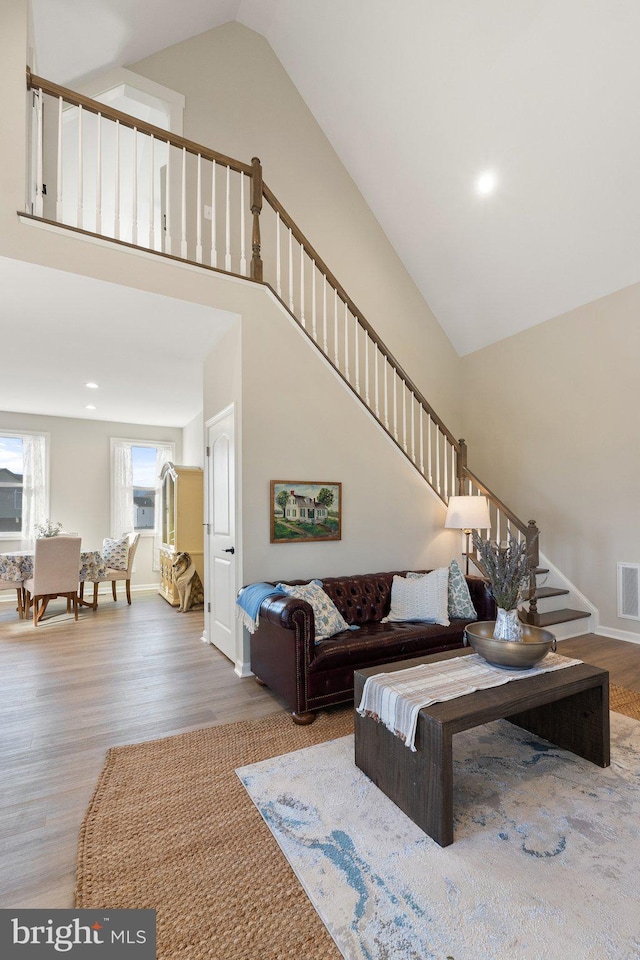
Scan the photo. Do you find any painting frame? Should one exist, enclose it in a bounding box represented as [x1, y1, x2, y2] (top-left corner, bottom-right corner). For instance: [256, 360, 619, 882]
[270, 480, 342, 544]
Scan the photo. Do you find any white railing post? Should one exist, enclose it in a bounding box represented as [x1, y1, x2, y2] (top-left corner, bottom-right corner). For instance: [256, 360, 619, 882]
[148, 134, 154, 249]
[76, 105, 83, 228]
[275, 212, 281, 296]
[311, 265, 317, 341]
[225, 165, 231, 271]
[131, 127, 137, 245]
[35, 88, 44, 217]
[196, 153, 203, 263]
[181, 147, 187, 259]
[344, 301, 350, 382]
[240, 173, 247, 275]
[114, 119, 120, 240]
[56, 96, 64, 223]
[300, 244, 305, 328]
[322, 276, 328, 352]
[210, 160, 217, 267]
[164, 141, 171, 254]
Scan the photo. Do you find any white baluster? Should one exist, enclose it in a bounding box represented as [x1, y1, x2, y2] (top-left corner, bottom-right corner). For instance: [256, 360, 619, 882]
[311, 265, 317, 341]
[210, 160, 217, 267]
[354, 315, 360, 394]
[393, 372, 398, 440]
[196, 153, 203, 263]
[427, 415, 433, 484]
[419, 408, 425, 474]
[300, 244, 305, 328]
[402, 382, 407, 452]
[288, 228, 294, 311]
[114, 120, 120, 240]
[164, 141, 171, 253]
[95, 112, 102, 234]
[148, 134, 154, 249]
[374, 344, 380, 418]
[435, 428, 441, 495]
[56, 97, 63, 222]
[384, 358, 389, 429]
[275, 211, 281, 296]
[334, 289, 339, 367]
[496, 512, 501, 548]
[344, 301, 350, 382]
[443, 438, 448, 498]
[76, 105, 83, 229]
[181, 147, 187, 259]
[225, 165, 231, 271]
[364, 332, 370, 407]
[411, 395, 416, 463]
[450, 441, 456, 496]
[35, 89, 43, 217]
[322, 276, 328, 352]
[131, 126, 137, 245]
[240, 173, 246, 275]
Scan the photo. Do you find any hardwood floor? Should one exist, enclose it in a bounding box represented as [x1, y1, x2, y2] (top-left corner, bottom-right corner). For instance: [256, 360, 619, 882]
[1, 592, 639, 909]
[0, 590, 284, 909]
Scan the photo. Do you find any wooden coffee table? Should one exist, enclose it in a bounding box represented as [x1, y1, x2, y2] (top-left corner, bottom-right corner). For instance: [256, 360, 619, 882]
[354, 648, 610, 847]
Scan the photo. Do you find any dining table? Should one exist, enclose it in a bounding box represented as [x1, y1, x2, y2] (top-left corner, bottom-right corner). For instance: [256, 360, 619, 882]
[0, 548, 108, 615]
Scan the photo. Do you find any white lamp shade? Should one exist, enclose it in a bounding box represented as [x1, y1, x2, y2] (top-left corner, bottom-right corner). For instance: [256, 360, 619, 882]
[444, 495, 491, 531]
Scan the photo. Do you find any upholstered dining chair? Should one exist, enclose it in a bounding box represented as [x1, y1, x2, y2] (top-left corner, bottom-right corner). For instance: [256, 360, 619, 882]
[23, 536, 82, 626]
[0, 578, 24, 619]
[100, 533, 140, 605]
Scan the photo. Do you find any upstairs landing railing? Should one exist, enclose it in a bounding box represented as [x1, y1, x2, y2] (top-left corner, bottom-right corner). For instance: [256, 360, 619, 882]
[25, 69, 540, 613]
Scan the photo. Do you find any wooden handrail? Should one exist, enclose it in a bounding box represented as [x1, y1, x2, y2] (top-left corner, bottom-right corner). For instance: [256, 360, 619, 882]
[262, 183, 459, 449]
[26, 69, 541, 535]
[463, 466, 529, 535]
[26, 68, 253, 176]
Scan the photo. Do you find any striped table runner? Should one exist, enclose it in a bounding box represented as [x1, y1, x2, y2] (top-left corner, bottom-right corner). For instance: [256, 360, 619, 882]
[356, 652, 582, 751]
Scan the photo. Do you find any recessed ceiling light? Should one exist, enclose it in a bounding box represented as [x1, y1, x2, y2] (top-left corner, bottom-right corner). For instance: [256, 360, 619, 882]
[85, 382, 99, 389]
[85, 404, 97, 411]
[476, 170, 497, 196]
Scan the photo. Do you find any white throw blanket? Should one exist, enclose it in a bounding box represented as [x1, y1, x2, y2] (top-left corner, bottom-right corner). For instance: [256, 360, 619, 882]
[356, 652, 582, 751]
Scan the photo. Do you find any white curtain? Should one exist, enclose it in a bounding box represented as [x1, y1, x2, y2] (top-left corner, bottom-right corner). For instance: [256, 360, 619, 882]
[153, 444, 173, 571]
[111, 440, 134, 538]
[22, 433, 47, 542]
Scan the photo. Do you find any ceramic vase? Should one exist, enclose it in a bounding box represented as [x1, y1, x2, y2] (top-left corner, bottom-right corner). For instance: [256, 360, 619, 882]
[494, 607, 524, 642]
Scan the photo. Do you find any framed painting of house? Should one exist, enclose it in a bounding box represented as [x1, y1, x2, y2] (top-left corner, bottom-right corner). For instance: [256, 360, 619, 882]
[270, 481, 342, 544]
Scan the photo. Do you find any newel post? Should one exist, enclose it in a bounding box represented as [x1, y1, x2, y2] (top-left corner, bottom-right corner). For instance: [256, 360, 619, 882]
[250, 156, 263, 282]
[526, 519, 540, 620]
[456, 439, 467, 496]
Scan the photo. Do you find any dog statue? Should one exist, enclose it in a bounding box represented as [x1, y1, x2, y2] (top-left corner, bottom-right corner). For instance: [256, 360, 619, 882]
[172, 552, 204, 612]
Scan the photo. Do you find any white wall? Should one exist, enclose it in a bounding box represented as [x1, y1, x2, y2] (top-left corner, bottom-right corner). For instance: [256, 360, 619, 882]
[130, 21, 462, 437]
[182, 411, 204, 468]
[0, 411, 182, 587]
[461, 281, 640, 638]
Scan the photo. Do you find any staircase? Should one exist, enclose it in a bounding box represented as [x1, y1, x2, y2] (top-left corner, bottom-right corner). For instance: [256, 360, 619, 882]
[24, 69, 594, 636]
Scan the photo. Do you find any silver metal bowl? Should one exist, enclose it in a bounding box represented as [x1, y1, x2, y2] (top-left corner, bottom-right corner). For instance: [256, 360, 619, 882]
[464, 620, 557, 670]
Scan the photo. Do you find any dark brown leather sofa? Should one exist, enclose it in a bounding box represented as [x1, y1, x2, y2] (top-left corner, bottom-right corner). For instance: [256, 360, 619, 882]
[250, 570, 495, 723]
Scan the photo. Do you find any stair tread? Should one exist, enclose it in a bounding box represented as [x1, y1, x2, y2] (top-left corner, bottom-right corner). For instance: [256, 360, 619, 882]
[528, 608, 591, 627]
[525, 587, 569, 600]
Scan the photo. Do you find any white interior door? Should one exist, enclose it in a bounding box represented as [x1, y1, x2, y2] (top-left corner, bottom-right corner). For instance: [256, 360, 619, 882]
[205, 407, 236, 663]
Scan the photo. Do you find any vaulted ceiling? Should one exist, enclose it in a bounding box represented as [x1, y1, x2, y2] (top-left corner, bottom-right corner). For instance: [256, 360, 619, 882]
[31, 0, 640, 356]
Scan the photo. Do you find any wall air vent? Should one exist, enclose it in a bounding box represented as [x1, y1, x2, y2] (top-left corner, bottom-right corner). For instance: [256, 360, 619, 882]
[618, 563, 640, 620]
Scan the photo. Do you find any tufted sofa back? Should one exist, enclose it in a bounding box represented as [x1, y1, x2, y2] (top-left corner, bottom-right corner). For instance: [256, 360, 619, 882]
[273, 570, 495, 626]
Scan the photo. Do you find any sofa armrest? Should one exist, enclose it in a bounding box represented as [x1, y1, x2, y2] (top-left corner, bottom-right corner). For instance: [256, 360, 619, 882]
[259, 594, 315, 639]
[465, 575, 496, 621]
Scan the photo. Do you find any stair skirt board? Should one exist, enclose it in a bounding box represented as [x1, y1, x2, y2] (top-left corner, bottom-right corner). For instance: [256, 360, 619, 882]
[518, 550, 597, 638]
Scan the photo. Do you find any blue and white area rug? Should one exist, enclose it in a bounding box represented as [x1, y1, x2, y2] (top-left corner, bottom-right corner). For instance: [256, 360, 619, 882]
[237, 713, 640, 960]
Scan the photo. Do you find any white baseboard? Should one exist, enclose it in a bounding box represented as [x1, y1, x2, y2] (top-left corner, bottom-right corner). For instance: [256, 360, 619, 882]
[595, 625, 640, 645]
[234, 659, 253, 678]
[0, 582, 160, 604]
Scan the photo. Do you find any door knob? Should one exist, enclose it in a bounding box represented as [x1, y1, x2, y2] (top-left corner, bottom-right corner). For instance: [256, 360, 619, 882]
[223, 547, 235, 554]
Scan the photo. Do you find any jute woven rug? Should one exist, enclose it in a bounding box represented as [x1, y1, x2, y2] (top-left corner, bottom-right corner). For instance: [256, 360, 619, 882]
[75, 683, 640, 960]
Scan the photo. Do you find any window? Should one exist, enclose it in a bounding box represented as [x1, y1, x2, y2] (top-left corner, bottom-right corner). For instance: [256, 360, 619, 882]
[0, 432, 48, 539]
[110, 439, 174, 537]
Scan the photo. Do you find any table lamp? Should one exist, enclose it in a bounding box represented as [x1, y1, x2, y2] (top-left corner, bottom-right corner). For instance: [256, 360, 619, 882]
[444, 495, 491, 573]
